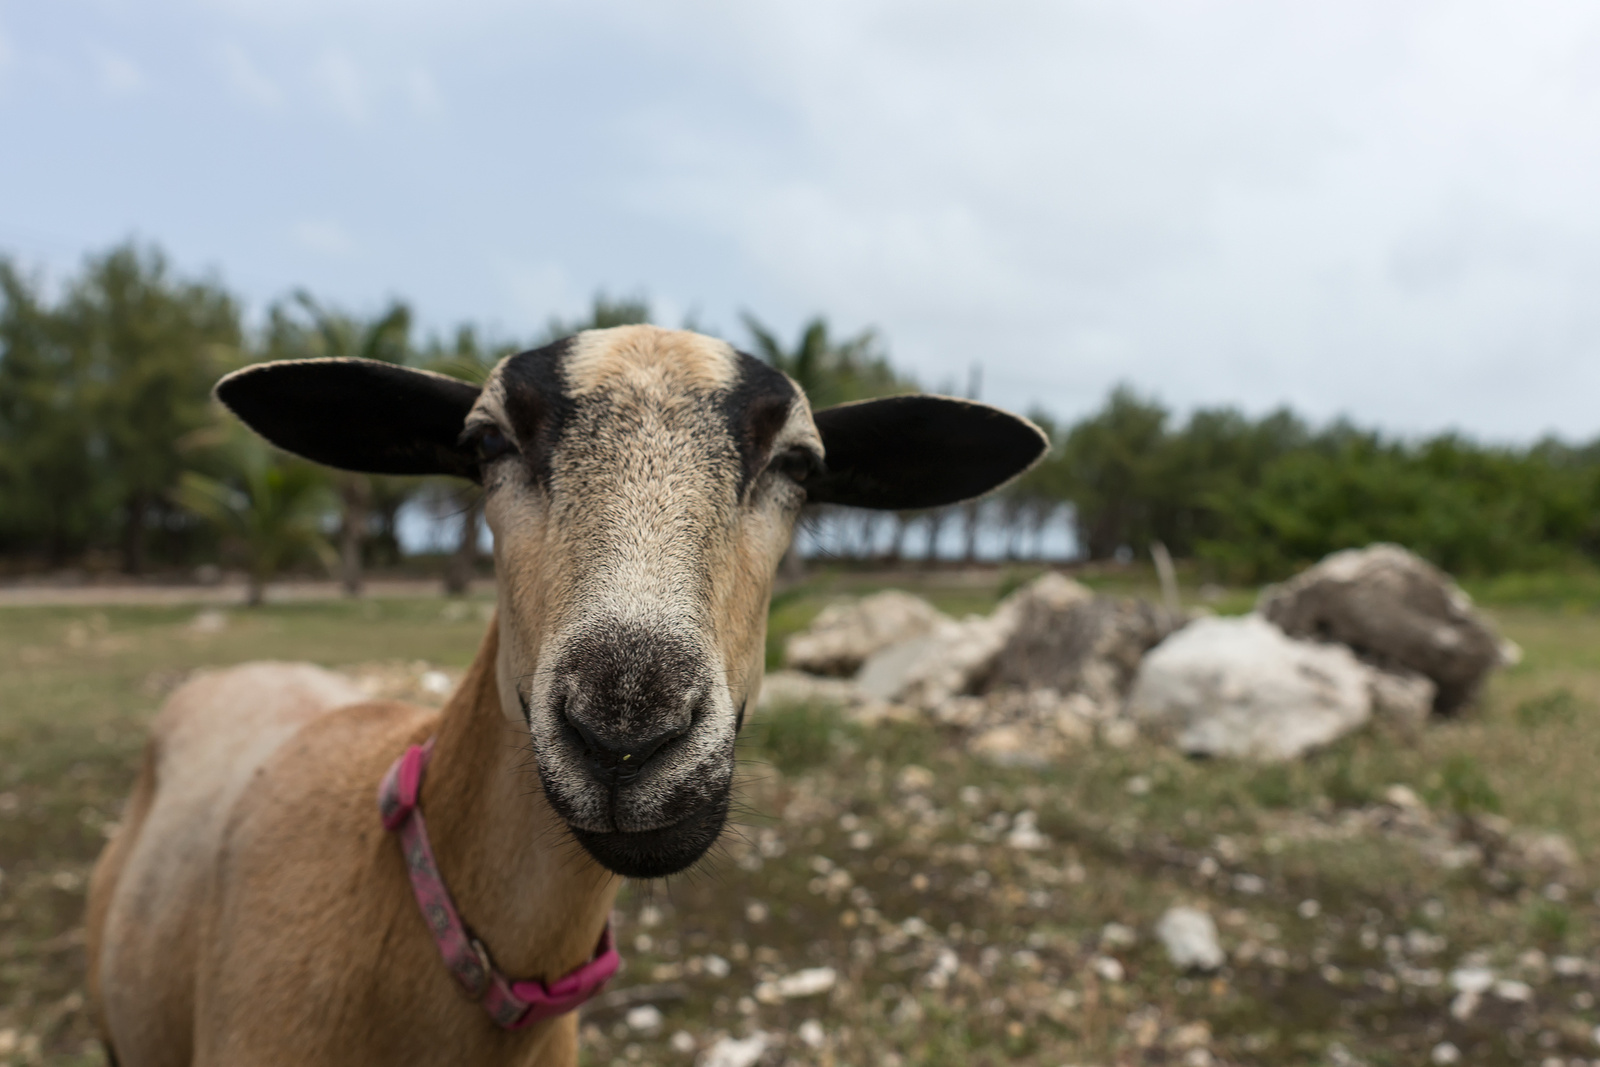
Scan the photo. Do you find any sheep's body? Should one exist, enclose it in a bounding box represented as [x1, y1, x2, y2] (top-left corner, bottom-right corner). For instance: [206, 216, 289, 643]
[84, 326, 1046, 1064]
[88, 629, 614, 1066]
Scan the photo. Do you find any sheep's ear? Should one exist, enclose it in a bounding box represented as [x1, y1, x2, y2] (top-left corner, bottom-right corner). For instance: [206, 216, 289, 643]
[806, 395, 1048, 510]
[215, 358, 483, 479]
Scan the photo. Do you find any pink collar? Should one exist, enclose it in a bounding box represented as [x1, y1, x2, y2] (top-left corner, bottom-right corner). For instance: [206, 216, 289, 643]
[377, 739, 620, 1030]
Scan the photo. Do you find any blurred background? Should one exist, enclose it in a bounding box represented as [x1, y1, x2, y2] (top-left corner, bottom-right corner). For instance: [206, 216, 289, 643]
[5, 0, 1600, 589]
[4, 4, 1600, 1067]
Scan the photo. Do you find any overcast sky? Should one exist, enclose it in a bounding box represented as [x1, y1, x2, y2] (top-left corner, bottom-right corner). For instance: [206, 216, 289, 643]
[4, 1, 1600, 441]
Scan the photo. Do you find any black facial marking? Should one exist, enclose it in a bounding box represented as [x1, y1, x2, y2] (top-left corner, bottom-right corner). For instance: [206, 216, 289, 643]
[721, 352, 802, 495]
[567, 793, 730, 879]
[496, 338, 576, 486]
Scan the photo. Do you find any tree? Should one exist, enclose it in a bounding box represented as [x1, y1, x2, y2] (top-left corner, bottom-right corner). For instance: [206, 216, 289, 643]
[176, 424, 335, 606]
[261, 293, 413, 596]
[59, 243, 241, 574]
[0, 261, 110, 563]
[741, 314, 909, 410]
[1056, 386, 1170, 560]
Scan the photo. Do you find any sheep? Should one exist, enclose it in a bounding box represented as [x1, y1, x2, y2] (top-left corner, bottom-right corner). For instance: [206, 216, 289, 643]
[85, 325, 1046, 1066]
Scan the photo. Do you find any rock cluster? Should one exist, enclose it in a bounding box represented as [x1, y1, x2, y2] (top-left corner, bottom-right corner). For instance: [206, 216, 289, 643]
[770, 544, 1515, 763]
[769, 572, 1183, 762]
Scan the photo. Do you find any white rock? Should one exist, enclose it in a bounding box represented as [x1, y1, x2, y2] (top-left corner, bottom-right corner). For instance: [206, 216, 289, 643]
[796, 1019, 826, 1049]
[1431, 1041, 1461, 1065]
[1127, 614, 1372, 760]
[625, 1005, 663, 1032]
[1384, 784, 1426, 812]
[857, 611, 1017, 709]
[420, 670, 453, 696]
[1005, 810, 1049, 850]
[1366, 666, 1435, 735]
[1100, 922, 1137, 948]
[1491, 979, 1532, 1002]
[1552, 955, 1587, 977]
[785, 591, 949, 676]
[1449, 991, 1480, 1021]
[669, 1031, 697, 1054]
[1155, 906, 1226, 971]
[755, 966, 836, 1002]
[1448, 966, 1494, 995]
[968, 724, 1051, 768]
[1091, 955, 1125, 982]
[699, 1032, 770, 1067]
[756, 670, 861, 711]
[701, 954, 730, 978]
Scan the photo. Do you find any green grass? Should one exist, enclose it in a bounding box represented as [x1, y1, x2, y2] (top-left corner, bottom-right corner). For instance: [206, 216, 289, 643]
[2, 578, 1598, 1065]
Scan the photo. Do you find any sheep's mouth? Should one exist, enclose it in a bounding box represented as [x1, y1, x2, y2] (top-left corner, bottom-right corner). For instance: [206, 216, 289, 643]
[566, 792, 729, 879]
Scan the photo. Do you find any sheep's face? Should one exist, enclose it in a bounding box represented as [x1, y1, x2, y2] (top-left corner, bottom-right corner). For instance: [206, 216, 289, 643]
[215, 323, 1047, 880]
[473, 327, 815, 878]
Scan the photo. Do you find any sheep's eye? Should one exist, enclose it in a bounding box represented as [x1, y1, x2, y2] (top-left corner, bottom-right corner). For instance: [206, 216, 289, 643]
[770, 447, 820, 483]
[474, 429, 516, 464]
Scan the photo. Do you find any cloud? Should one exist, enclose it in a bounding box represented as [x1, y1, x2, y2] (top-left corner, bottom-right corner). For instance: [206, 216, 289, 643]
[291, 220, 356, 257]
[90, 45, 146, 96]
[313, 49, 367, 123]
[219, 42, 283, 110]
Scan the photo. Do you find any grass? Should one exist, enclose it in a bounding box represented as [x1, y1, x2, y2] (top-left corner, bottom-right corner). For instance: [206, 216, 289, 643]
[1, 576, 1598, 1065]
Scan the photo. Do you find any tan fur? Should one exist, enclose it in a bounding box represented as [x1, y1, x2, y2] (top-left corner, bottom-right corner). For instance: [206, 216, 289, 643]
[563, 325, 740, 397]
[87, 628, 617, 1066]
[88, 327, 804, 1064]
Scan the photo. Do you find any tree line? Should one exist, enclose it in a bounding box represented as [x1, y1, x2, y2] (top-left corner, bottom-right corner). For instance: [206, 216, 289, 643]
[2, 240, 1597, 597]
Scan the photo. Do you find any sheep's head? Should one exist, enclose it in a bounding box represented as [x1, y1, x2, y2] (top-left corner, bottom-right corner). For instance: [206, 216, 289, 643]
[216, 325, 1045, 878]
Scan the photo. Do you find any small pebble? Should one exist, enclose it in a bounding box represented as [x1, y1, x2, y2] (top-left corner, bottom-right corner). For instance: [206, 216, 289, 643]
[624, 1005, 661, 1033]
[796, 1019, 826, 1049]
[1431, 1041, 1461, 1065]
[1091, 956, 1125, 983]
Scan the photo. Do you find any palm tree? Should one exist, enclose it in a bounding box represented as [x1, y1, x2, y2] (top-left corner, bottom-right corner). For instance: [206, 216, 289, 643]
[176, 426, 334, 607]
[740, 314, 908, 411]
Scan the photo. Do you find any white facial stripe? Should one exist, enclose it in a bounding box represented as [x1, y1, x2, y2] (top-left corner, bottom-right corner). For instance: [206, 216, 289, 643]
[564, 325, 740, 398]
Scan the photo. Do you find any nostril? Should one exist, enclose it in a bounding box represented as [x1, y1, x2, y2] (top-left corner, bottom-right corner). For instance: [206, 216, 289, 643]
[562, 707, 689, 785]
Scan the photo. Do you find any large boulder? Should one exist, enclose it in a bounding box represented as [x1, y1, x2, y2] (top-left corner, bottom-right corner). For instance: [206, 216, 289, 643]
[784, 590, 948, 676]
[1257, 544, 1514, 714]
[979, 573, 1185, 714]
[854, 572, 1091, 710]
[1127, 614, 1373, 760]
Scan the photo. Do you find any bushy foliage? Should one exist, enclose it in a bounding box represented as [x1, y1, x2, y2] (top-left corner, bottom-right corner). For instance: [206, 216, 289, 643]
[5, 239, 1600, 586]
[1042, 387, 1600, 580]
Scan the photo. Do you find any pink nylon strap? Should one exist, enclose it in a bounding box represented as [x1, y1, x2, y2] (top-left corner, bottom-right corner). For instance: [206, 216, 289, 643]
[377, 740, 620, 1030]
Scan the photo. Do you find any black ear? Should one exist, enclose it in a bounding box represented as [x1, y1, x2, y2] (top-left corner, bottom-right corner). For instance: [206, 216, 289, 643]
[806, 395, 1048, 510]
[215, 359, 482, 479]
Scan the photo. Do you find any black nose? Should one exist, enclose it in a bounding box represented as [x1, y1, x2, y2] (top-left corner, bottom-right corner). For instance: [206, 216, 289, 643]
[563, 710, 689, 785]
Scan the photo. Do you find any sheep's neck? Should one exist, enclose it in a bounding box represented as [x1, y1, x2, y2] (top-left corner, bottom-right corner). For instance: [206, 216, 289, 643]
[418, 620, 619, 980]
